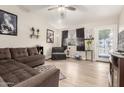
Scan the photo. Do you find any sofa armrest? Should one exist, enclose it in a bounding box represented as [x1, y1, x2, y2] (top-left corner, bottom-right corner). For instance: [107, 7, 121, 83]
[14, 67, 60, 87]
[0, 76, 8, 87]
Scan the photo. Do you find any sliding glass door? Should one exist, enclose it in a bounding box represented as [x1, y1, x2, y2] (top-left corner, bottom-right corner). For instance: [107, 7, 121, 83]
[95, 26, 113, 62]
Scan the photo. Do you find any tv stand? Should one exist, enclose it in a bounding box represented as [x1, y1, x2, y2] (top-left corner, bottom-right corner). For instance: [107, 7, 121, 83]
[110, 52, 124, 87]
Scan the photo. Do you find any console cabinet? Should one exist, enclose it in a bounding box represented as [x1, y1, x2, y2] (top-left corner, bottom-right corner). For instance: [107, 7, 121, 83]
[110, 52, 124, 87]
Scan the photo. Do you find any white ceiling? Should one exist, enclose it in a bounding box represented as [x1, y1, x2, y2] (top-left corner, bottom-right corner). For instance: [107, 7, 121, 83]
[19, 5, 124, 28]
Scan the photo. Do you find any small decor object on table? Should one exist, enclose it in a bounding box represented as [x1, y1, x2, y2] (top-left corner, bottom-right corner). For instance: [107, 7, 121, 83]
[0, 9, 17, 36]
[46, 29, 54, 43]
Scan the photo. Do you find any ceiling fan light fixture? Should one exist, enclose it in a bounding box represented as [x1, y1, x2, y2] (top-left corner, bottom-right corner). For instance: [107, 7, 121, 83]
[58, 6, 65, 12]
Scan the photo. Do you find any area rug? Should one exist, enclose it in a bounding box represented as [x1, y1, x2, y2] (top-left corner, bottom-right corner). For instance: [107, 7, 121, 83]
[34, 65, 66, 80]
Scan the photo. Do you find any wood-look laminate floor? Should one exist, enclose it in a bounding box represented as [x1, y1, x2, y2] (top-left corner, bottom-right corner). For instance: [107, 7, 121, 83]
[45, 58, 109, 87]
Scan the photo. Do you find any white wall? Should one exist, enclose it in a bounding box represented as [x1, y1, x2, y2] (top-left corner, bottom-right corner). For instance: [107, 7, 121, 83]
[119, 7, 124, 35]
[0, 5, 61, 59]
[119, 7, 124, 27]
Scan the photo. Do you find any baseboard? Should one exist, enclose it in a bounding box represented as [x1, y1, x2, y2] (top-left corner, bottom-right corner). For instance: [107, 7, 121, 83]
[96, 60, 109, 63]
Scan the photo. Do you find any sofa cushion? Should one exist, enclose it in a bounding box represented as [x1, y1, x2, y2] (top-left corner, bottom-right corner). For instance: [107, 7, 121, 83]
[0, 59, 20, 75]
[27, 47, 38, 56]
[10, 48, 28, 58]
[0, 60, 39, 87]
[14, 55, 45, 67]
[0, 48, 11, 60]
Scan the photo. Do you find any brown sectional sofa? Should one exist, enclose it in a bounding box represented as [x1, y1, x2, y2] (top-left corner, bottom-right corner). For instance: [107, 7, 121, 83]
[0, 47, 60, 87]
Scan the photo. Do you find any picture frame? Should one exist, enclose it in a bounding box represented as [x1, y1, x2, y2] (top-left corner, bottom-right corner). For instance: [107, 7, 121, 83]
[0, 9, 17, 36]
[46, 29, 54, 43]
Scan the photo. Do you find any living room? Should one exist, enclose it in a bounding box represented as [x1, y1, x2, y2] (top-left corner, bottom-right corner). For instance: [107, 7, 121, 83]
[1, 0, 124, 91]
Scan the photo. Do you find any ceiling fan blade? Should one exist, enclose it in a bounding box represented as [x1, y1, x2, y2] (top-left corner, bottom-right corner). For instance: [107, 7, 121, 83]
[48, 7, 58, 11]
[65, 6, 76, 11]
[74, 5, 88, 12]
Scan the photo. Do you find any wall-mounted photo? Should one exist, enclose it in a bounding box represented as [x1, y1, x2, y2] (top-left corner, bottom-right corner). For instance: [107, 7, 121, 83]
[0, 10, 17, 36]
[46, 29, 54, 43]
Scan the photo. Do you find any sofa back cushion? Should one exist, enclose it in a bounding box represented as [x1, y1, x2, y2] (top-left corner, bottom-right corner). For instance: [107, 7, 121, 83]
[0, 48, 11, 60]
[10, 48, 28, 58]
[27, 47, 38, 56]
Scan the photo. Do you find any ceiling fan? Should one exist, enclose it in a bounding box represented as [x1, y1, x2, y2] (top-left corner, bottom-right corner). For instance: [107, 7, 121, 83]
[48, 5, 76, 18]
[48, 5, 76, 11]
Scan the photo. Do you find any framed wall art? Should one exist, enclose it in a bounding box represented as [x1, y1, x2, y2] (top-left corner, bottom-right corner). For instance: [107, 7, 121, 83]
[46, 29, 54, 43]
[0, 9, 17, 36]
